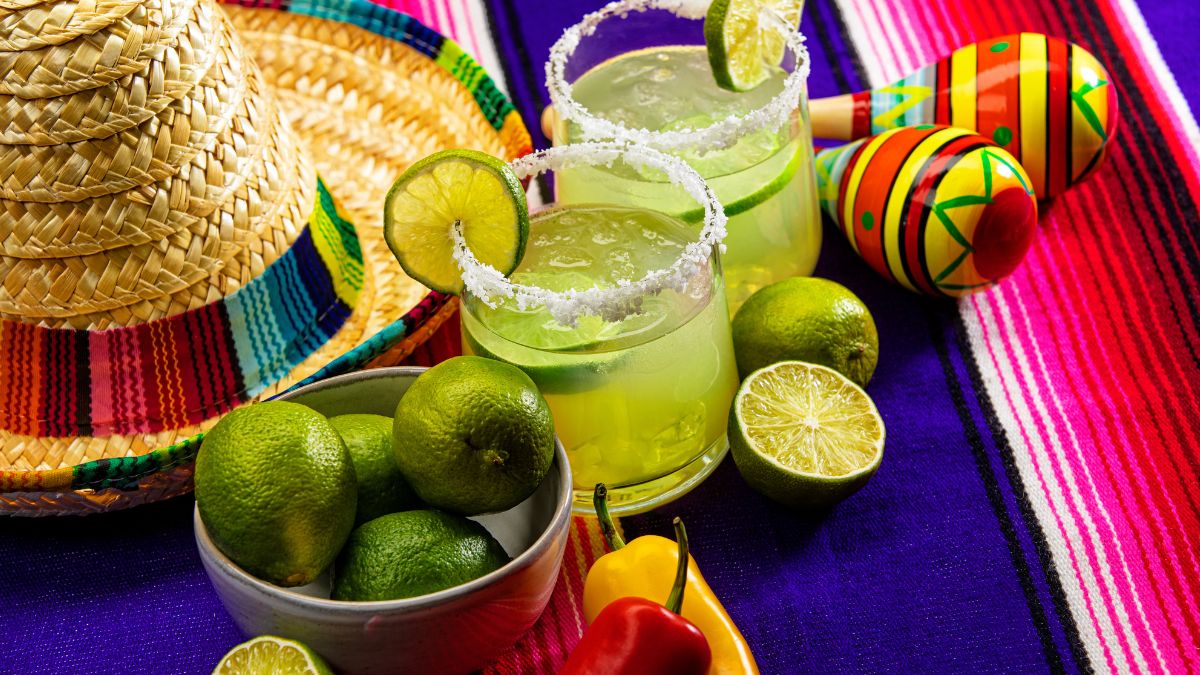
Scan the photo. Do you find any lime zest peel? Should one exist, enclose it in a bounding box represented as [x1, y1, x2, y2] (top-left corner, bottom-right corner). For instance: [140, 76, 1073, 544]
[546, 0, 810, 155]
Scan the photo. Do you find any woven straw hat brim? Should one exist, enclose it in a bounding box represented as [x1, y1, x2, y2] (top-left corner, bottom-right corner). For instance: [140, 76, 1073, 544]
[0, 15, 247, 203]
[0, 0, 222, 147]
[0, 70, 276, 317]
[230, 7, 529, 336]
[38, 115, 313, 330]
[0, 0, 198, 98]
[0, 0, 142, 51]
[0, 0, 531, 514]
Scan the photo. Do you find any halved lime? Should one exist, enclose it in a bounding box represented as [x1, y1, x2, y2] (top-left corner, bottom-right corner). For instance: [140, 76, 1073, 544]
[730, 361, 885, 508]
[384, 149, 529, 294]
[705, 0, 804, 92]
[212, 636, 333, 675]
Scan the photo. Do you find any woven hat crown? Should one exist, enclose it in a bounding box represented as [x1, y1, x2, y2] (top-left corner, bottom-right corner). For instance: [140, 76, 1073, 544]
[0, 0, 319, 329]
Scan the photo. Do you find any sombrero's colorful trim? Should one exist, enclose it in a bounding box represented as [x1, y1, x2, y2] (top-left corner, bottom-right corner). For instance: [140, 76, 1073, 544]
[0, 179, 363, 439]
[224, 0, 531, 158]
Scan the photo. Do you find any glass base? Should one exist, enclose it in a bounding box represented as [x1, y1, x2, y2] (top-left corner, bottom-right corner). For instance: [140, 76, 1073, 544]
[571, 434, 728, 516]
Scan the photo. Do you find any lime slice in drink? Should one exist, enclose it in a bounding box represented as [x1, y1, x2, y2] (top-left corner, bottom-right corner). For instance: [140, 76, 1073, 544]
[212, 636, 333, 675]
[384, 149, 529, 294]
[678, 141, 804, 222]
[464, 271, 673, 394]
[705, 0, 804, 92]
[730, 361, 885, 508]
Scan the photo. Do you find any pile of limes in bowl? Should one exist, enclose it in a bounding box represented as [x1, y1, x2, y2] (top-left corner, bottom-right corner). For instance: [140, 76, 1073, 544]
[194, 356, 555, 601]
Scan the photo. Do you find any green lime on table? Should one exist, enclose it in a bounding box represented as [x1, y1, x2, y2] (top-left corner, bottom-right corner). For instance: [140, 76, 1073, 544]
[393, 356, 556, 515]
[705, 0, 804, 91]
[329, 414, 420, 525]
[731, 361, 885, 508]
[733, 277, 879, 387]
[331, 510, 509, 601]
[195, 401, 357, 587]
[384, 149, 529, 294]
[212, 636, 333, 675]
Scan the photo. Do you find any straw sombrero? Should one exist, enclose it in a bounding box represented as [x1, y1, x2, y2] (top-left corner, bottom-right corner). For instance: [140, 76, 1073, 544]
[0, 0, 531, 514]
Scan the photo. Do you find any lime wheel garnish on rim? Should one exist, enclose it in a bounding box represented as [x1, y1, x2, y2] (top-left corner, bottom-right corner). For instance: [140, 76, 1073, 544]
[705, 0, 804, 92]
[384, 149, 529, 294]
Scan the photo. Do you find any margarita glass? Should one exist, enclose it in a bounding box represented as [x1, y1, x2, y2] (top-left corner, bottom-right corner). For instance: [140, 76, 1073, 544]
[455, 143, 737, 515]
[547, 0, 820, 310]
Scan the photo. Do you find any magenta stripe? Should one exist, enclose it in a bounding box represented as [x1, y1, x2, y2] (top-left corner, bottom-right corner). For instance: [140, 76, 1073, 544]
[967, 293, 1123, 672]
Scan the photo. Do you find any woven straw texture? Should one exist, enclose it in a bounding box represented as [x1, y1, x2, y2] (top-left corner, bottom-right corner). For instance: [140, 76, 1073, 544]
[0, 0, 531, 514]
[0, 0, 200, 98]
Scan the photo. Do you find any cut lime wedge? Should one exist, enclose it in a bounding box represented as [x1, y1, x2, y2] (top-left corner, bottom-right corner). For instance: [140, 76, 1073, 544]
[705, 0, 804, 92]
[212, 636, 333, 675]
[731, 361, 885, 508]
[384, 149, 529, 294]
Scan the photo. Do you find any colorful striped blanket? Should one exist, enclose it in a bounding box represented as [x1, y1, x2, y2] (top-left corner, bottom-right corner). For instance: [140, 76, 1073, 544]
[0, 0, 1196, 672]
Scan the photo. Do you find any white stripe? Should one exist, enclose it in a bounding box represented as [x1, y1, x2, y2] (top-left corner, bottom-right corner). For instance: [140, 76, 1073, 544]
[963, 297, 1124, 672]
[1107, 0, 1200, 170]
[837, 0, 890, 84]
[994, 279, 1164, 671]
[459, 0, 510, 96]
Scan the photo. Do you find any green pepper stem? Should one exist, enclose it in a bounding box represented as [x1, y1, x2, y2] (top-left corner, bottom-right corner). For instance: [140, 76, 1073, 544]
[593, 483, 625, 550]
[665, 517, 689, 615]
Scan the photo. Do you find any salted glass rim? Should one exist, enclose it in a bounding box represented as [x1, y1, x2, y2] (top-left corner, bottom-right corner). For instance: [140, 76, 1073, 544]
[546, 0, 811, 153]
[453, 142, 727, 327]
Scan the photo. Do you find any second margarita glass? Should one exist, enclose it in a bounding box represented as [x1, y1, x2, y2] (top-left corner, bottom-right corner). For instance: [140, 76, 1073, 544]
[546, 0, 820, 311]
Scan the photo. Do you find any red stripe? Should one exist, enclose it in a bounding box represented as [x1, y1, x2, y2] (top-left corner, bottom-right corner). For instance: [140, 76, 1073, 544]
[934, 55, 951, 125]
[1045, 36, 1070, 198]
[851, 91, 873, 138]
[902, 134, 982, 294]
[851, 130, 937, 283]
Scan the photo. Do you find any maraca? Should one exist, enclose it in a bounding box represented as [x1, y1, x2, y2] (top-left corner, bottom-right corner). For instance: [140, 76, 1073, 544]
[816, 125, 1038, 297]
[810, 33, 1118, 199]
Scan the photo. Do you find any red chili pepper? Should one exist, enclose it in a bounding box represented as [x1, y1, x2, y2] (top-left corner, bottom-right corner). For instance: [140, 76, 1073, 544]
[558, 517, 712, 675]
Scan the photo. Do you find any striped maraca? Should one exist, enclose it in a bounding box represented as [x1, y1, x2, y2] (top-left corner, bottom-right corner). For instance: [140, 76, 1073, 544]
[816, 125, 1038, 297]
[810, 33, 1118, 199]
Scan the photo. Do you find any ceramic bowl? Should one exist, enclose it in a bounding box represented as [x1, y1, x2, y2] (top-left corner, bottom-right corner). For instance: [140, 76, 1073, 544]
[195, 367, 572, 675]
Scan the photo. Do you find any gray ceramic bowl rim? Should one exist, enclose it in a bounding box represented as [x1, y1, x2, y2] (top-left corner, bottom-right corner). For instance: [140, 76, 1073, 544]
[193, 366, 573, 613]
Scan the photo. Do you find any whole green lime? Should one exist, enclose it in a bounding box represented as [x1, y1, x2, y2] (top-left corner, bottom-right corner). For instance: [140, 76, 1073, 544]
[329, 414, 420, 525]
[195, 401, 357, 587]
[331, 510, 510, 601]
[732, 277, 879, 387]
[393, 356, 555, 515]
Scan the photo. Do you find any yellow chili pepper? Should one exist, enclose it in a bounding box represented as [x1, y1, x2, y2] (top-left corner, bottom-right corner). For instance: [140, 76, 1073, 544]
[582, 485, 759, 675]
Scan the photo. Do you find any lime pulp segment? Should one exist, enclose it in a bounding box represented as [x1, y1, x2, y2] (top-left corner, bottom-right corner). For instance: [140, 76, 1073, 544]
[213, 636, 332, 675]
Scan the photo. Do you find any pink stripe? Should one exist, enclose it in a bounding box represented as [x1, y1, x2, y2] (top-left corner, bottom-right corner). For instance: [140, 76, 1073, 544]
[1056, 186, 1200, 598]
[87, 332, 114, 436]
[1026, 231, 1198, 670]
[967, 294, 1121, 672]
[997, 264, 1167, 670]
